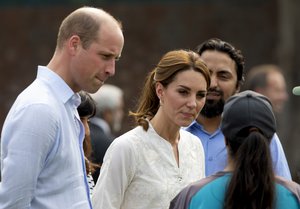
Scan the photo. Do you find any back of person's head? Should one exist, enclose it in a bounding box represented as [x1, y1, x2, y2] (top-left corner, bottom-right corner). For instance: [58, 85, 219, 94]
[195, 38, 245, 87]
[130, 49, 211, 131]
[78, 91, 96, 118]
[57, 6, 122, 50]
[90, 84, 124, 132]
[221, 90, 276, 209]
[77, 91, 98, 174]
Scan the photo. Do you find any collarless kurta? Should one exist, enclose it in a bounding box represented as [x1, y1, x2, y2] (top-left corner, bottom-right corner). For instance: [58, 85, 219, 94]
[92, 124, 205, 209]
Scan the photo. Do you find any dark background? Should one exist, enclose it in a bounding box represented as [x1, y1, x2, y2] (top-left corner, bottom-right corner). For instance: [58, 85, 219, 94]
[1, 0, 300, 182]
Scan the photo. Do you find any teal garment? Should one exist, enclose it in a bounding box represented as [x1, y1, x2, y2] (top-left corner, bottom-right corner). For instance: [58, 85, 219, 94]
[276, 183, 300, 209]
[188, 173, 229, 209]
[188, 173, 300, 209]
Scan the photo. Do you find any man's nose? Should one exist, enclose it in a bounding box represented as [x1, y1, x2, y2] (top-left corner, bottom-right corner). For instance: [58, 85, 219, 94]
[106, 59, 116, 76]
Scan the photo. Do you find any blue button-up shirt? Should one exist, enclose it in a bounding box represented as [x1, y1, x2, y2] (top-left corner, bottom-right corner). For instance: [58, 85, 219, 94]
[0, 66, 92, 208]
[186, 120, 292, 180]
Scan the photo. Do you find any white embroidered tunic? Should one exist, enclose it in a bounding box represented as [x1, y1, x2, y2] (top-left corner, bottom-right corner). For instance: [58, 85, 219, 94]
[92, 123, 205, 209]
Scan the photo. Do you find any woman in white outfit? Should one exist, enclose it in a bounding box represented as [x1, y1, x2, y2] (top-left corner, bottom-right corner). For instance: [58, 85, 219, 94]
[92, 49, 211, 209]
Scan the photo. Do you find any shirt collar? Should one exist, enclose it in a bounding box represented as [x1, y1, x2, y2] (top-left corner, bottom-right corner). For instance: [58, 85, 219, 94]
[37, 65, 77, 105]
[189, 120, 222, 137]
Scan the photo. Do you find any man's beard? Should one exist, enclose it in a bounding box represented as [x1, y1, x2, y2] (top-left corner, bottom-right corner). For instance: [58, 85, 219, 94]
[200, 90, 225, 118]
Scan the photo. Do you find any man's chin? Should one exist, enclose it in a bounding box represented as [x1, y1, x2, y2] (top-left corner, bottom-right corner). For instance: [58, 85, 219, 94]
[200, 101, 224, 118]
[87, 83, 104, 94]
[204, 99, 219, 107]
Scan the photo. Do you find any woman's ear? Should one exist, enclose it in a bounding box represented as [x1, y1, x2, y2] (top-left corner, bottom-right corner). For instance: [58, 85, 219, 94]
[156, 82, 164, 99]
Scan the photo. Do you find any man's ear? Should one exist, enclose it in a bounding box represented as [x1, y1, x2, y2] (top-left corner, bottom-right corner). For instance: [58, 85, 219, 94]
[68, 35, 81, 55]
[235, 83, 241, 94]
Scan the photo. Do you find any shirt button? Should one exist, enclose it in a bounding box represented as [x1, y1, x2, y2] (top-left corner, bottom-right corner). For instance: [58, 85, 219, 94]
[208, 157, 213, 161]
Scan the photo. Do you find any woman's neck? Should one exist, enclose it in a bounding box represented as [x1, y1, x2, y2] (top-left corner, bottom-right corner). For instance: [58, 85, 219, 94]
[150, 114, 181, 167]
[150, 116, 180, 145]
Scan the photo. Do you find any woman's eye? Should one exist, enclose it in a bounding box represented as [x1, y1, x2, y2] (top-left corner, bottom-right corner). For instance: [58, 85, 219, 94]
[178, 90, 188, 95]
[197, 93, 206, 98]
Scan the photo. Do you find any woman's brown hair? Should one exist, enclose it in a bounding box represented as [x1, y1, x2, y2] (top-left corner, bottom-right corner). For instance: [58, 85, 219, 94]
[130, 49, 210, 131]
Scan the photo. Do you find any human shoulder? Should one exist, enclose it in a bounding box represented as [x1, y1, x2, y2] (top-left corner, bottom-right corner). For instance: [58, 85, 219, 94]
[115, 125, 146, 140]
[16, 78, 60, 110]
[180, 128, 199, 137]
[106, 126, 146, 153]
[275, 176, 300, 202]
[189, 171, 228, 192]
[170, 172, 227, 209]
[3, 80, 67, 143]
[180, 129, 202, 144]
[100, 126, 146, 176]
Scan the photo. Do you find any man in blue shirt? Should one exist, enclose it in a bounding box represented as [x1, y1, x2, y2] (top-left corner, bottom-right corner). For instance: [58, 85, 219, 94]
[0, 7, 124, 209]
[186, 38, 291, 179]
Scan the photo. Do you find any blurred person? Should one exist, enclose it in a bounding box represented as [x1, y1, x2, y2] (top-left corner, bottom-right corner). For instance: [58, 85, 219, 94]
[185, 38, 291, 179]
[243, 64, 288, 114]
[0, 6, 124, 209]
[77, 91, 100, 196]
[92, 49, 211, 209]
[170, 90, 300, 209]
[89, 84, 125, 183]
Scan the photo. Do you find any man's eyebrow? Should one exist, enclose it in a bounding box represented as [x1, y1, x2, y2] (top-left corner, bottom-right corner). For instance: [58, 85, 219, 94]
[98, 51, 121, 60]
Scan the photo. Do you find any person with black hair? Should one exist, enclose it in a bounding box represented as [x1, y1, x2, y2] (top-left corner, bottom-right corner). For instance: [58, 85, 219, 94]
[77, 91, 100, 196]
[170, 90, 300, 209]
[186, 38, 291, 179]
